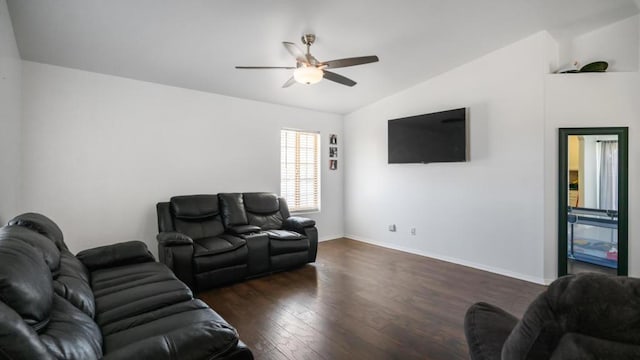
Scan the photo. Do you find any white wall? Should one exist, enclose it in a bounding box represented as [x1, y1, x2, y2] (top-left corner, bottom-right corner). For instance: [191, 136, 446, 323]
[0, 0, 21, 223]
[559, 15, 639, 72]
[543, 73, 640, 280]
[21, 61, 344, 256]
[343, 32, 558, 284]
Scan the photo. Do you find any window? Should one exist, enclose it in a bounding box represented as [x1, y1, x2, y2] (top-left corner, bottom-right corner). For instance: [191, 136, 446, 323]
[281, 129, 320, 212]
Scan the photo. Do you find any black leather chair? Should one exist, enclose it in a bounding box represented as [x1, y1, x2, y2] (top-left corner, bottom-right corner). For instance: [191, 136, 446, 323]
[241, 192, 318, 271]
[156, 195, 249, 290]
[464, 273, 640, 360]
[0, 212, 253, 360]
[156, 192, 318, 292]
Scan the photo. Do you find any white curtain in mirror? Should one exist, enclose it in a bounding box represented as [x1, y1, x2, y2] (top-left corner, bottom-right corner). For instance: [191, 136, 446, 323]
[596, 140, 618, 211]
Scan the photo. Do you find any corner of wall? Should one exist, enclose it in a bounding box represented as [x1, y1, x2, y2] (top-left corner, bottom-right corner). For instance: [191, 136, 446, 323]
[637, 14, 640, 70]
[0, 0, 23, 222]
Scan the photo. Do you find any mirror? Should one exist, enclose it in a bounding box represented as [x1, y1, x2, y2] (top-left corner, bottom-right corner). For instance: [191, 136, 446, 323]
[558, 127, 628, 277]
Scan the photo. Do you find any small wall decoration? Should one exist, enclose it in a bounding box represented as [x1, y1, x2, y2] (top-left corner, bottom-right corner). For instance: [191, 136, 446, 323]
[329, 146, 338, 158]
[329, 134, 338, 170]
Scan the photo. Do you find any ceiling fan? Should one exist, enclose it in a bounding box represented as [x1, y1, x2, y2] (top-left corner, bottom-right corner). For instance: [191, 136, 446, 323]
[235, 34, 379, 88]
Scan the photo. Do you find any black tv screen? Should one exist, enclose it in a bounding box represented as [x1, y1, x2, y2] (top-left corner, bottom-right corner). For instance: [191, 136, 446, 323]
[388, 108, 467, 164]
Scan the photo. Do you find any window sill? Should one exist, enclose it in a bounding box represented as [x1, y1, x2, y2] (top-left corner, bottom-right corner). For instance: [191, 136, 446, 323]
[291, 209, 320, 215]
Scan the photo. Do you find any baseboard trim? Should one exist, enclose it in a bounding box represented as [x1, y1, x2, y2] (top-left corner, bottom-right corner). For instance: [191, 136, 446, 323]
[319, 235, 343, 242]
[344, 234, 547, 285]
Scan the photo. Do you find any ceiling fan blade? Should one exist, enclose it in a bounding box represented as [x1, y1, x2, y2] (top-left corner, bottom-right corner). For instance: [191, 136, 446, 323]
[323, 70, 356, 87]
[321, 55, 379, 69]
[235, 66, 296, 69]
[282, 42, 308, 64]
[282, 76, 296, 88]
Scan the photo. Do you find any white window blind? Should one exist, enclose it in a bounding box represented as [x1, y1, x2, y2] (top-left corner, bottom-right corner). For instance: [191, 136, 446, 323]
[281, 129, 320, 212]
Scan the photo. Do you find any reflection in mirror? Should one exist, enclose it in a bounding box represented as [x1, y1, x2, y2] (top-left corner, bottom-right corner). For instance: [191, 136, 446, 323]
[559, 127, 628, 277]
[567, 135, 618, 275]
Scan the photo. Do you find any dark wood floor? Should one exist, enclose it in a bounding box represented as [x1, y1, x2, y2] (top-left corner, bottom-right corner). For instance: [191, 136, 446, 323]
[199, 238, 545, 360]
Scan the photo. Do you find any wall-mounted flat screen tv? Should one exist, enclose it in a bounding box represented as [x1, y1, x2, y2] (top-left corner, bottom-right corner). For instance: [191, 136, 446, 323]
[388, 107, 467, 164]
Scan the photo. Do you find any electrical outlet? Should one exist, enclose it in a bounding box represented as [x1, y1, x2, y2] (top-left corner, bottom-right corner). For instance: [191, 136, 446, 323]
[410, 228, 416, 235]
[388, 224, 396, 232]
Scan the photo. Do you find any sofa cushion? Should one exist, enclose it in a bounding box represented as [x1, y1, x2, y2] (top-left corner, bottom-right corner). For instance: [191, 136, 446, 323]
[40, 295, 102, 360]
[194, 235, 246, 257]
[101, 299, 212, 336]
[54, 250, 95, 318]
[8, 212, 67, 251]
[91, 262, 192, 327]
[219, 193, 249, 227]
[194, 246, 249, 273]
[174, 217, 225, 240]
[170, 195, 219, 219]
[0, 238, 53, 332]
[243, 193, 284, 230]
[91, 262, 182, 295]
[102, 321, 239, 360]
[0, 225, 61, 276]
[103, 301, 238, 357]
[246, 212, 284, 230]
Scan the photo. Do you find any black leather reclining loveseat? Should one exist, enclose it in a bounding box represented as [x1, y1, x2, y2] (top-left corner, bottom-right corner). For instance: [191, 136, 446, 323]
[0, 213, 252, 360]
[156, 192, 318, 292]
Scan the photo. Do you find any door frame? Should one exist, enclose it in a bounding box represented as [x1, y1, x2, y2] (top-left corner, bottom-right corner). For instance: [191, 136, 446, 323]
[558, 127, 628, 277]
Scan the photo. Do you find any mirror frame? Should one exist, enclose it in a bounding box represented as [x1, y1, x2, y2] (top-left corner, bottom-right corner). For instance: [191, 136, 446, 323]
[558, 127, 628, 277]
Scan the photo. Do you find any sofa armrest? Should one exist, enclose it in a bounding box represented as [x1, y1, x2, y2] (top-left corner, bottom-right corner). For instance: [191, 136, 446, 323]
[156, 232, 195, 290]
[228, 225, 262, 236]
[101, 322, 245, 360]
[76, 241, 155, 271]
[156, 232, 193, 246]
[225, 340, 255, 360]
[464, 302, 518, 360]
[282, 216, 316, 233]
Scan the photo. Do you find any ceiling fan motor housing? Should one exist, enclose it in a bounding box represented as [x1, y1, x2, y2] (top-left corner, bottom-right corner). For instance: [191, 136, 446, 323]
[302, 34, 316, 45]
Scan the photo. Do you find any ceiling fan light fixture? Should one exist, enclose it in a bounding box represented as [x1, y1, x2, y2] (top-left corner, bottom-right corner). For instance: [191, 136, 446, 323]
[293, 66, 323, 85]
[237, 33, 379, 87]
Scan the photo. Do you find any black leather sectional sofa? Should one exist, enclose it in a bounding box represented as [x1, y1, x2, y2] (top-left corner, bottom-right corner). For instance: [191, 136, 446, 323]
[0, 213, 252, 360]
[156, 192, 318, 292]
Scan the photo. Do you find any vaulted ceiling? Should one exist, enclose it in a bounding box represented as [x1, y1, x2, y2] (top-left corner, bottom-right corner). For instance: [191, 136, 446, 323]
[7, 0, 639, 114]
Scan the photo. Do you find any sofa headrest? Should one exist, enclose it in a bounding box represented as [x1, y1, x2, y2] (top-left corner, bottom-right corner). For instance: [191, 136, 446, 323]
[8, 213, 67, 251]
[243, 193, 280, 214]
[170, 195, 219, 220]
[0, 238, 53, 332]
[219, 193, 248, 227]
[0, 226, 61, 276]
[502, 273, 640, 359]
[548, 274, 640, 342]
